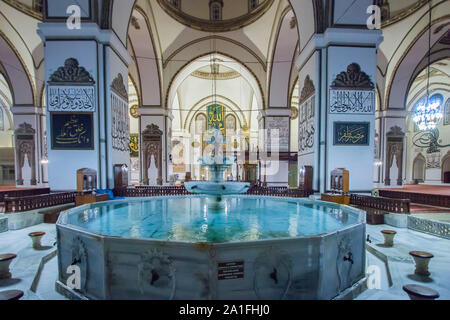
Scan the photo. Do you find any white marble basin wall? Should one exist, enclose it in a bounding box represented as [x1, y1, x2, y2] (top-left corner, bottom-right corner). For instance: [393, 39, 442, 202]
[56, 198, 366, 300]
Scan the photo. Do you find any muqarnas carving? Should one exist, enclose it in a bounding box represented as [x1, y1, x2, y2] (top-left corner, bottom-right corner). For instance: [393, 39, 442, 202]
[15, 123, 37, 185]
[49, 58, 95, 83]
[142, 124, 163, 185]
[299, 75, 315, 154]
[329, 63, 375, 114]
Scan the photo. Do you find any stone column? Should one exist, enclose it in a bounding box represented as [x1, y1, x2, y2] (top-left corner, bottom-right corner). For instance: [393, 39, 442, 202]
[38, 14, 131, 190]
[306, 28, 383, 193]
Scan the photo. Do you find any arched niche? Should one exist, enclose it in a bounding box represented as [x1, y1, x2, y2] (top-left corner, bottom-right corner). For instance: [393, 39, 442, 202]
[412, 153, 426, 183]
[442, 152, 450, 184]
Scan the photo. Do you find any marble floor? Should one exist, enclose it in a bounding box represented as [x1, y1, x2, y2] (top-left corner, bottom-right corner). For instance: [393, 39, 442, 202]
[0, 222, 449, 300]
[358, 224, 450, 300]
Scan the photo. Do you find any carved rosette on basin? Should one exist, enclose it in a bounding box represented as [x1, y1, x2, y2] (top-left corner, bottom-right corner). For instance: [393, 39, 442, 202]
[137, 249, 176, 299]
[253, 247, 292, 300]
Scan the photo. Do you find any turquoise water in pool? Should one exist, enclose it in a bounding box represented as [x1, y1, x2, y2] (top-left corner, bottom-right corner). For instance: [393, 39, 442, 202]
[67, 197, 357, 243]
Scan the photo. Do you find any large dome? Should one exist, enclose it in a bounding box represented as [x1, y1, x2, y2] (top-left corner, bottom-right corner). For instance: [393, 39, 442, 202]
[157, 0, 275, 32]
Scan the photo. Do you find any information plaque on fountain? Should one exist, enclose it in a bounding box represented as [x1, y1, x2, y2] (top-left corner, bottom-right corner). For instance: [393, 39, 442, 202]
[218, 261, 244, 280]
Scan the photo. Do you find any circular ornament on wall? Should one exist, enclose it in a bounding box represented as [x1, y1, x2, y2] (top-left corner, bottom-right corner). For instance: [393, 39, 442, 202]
[290, 106, 299, 120]
[130, 105, 139, 119]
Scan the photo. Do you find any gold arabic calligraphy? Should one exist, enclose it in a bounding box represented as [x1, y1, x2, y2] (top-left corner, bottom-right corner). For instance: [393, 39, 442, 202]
[207, 104, 225, 131]
[56, 115, 89, 145]
[338, 126, 366, 144]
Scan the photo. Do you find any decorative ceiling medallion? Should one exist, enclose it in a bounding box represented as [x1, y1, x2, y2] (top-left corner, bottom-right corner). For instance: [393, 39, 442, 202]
[156, 0, 274, 32]
[290, 106, 298, 120]
[299, 75, 315, 104]
[130, 105, 139, 119]
[331, 63, 374, 90]
[111, 73, 128, 100]
[191, 70, 240, 80]
[49, 58, 95, 84]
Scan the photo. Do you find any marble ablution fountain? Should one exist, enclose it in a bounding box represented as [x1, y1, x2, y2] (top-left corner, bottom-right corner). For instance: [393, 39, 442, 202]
[56, 129, 366, 300]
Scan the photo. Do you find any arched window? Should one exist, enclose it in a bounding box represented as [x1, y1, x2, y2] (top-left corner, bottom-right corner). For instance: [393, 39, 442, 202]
[249, 0, 259, 11]
[209, 1, 223, 21]
[444, 98, 450, 126]
[225, 114, 236, 132]
[195, 114, 207, 134]
[412, 154, 426, 183]
[172, 0, 181, 9]
[0, 107, 4, 131]
[33, 0, 44, 13]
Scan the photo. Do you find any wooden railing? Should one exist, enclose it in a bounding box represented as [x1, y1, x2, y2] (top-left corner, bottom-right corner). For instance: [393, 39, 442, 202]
[114, 186, 313, 199]
[379, 190, 450, 209]
[4, 192, 76, 213]
[245, 186, 314, 198]
[114, 186, 191, 197]
[0, 188, 50, 203]
[350, 194, 410, 213]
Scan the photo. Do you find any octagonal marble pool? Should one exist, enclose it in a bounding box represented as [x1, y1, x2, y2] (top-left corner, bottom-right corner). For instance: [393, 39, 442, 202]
[56, 196, 366, 300]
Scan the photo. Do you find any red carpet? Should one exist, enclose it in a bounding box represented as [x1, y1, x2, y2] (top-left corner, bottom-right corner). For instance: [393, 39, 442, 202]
[380, 184, 450, 196]
[410, 204, 450, 214]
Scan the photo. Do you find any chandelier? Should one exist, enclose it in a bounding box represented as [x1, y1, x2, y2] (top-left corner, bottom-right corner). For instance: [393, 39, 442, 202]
[412, 1, 443, 131]
[413, 95, 443, 131]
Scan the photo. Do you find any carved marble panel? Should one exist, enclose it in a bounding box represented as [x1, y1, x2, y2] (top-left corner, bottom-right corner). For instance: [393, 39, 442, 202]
[426, 151, 441, 169]
[111, 91, 130, 153]
[266, 117, 289, 152]
[299, 95, 315, 155]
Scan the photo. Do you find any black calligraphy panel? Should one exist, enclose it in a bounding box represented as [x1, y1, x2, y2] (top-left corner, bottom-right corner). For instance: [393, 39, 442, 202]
[51, 113, 94, 150]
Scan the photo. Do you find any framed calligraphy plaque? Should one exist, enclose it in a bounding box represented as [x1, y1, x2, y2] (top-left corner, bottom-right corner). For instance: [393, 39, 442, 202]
[333, 122, 370, 146]
[329, 89, 375, 114]
[129, 133, 139, 157]
[48, 86, 96, 112]
[207, 104, 225, 131]
[51, 113, 94, 150]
